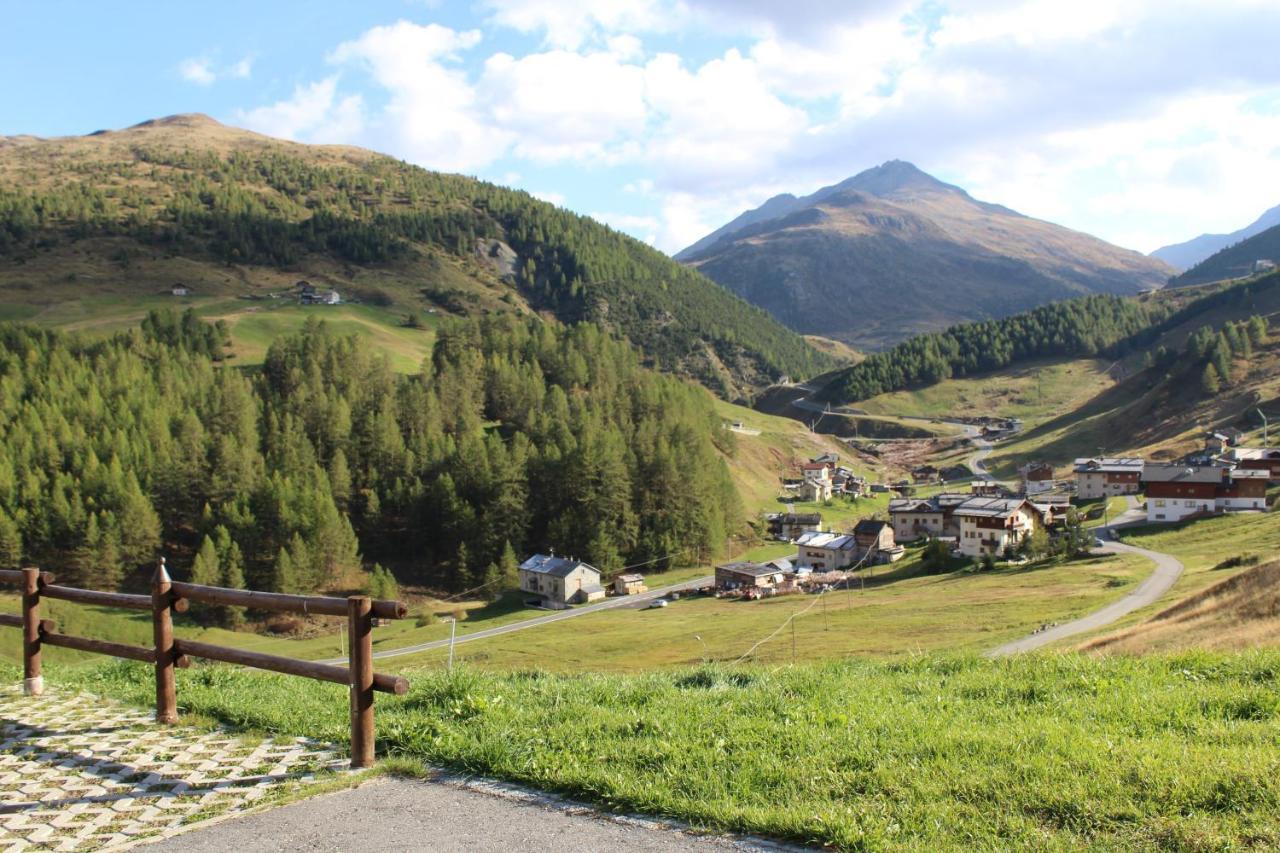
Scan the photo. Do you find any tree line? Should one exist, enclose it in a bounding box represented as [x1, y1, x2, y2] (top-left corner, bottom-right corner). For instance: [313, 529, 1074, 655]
[0, 140, 828, 394]
[0, 311, 742, 616]
[817, 294, 1167, 404]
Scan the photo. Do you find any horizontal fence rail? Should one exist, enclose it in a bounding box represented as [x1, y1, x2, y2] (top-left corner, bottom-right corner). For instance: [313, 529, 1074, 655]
[1, 560, 409, 768]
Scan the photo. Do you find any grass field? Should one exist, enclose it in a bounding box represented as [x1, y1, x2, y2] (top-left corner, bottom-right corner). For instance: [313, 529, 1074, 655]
[857, 358, 1115, 427]
[2, 293, 439, 374]
[0, 559, 736, 667]
[17, 652, 1279, 850]
[372, 547, 1148, 672]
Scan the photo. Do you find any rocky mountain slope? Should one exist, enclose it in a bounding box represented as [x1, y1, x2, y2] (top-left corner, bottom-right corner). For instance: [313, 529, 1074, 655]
[677, 161, 1174, 349]
[0, 114, 827, 398]
[1153, 204, 1280, 271]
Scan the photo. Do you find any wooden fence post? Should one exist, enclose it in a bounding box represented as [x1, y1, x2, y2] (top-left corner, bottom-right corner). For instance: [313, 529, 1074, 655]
[21, 567, 42, 696]
[347, 595, 374, 768]
[152, 558, 178, 724]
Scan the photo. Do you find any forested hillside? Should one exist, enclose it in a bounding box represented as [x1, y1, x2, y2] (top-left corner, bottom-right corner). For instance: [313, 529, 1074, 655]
[815, 294, 1169, 404]
[0, 115, 826, 396]
[0, 313, 741, 607]
[1173, 223, 1280, 287]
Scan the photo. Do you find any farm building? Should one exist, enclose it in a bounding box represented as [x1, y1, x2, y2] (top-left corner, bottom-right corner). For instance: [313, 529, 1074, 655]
[518, 554, 606, 609]
[765, 511, 823, 541]
[613, 573, 648, 595]
[715, 562, 785, 591]
[794, 531, 860, 571]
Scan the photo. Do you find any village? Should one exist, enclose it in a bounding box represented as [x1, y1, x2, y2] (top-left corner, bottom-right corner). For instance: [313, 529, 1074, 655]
[512, 427, 1279, 611]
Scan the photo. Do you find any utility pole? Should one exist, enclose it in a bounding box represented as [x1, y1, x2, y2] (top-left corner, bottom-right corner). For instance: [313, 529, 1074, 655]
[822, 591, 828, 631]
[446, 617, 457, 671]
[791, 616, 796, 665]
[1259, 409, 1270, 447]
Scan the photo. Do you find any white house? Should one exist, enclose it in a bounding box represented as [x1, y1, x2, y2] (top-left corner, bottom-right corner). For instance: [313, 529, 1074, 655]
[1073, 458, 1143, 499]
[953, 497, 1043, 558]
[518, 554, 605, 609]
[799, 462, 833, 502]
[794, 531, 860, 571]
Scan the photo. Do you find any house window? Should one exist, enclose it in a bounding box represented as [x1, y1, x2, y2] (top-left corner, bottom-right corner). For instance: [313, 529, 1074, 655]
[1154, 499, 1165, 507]
[1185, 500, 1196, 507]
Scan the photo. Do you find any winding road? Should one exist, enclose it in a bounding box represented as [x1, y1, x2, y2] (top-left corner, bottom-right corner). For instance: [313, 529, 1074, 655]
[986, 497, 1184, 656]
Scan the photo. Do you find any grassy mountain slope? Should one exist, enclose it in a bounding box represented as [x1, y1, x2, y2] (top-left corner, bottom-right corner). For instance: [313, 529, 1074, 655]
[0, 114, 827, 397]
[1082, 558, 1280, 653]
[678, 161, 1173, 348]
[1173, 222, 1280, 286]
[977, 271, 1280, 474]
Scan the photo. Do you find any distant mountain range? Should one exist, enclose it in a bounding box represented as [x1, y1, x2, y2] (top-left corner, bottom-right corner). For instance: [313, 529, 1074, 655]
[675, 161, 1174, 349]
[1152, 205, 1280, 271]
[1172, 222, 1280, 287]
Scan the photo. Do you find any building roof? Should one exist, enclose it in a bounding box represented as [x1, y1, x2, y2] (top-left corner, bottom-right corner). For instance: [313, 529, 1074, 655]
[579, 583, 605, 595]
[1228, 468, 1271, 480]
[1228, 447, 1280, 461]
[615, 573, 645, 583]
[888, 498, 937, 513]
[953, 497, 1032, 519]
[769, 512, 823, 524]
[853, 519, 890, 536]
[519, 554, 600, 578]
[801, 461, 830, 470]
[764, 557, 793, 572]
[1141, 464, 1230, 484]
[1073, 457, 1144, 474]
[795, 531, 858, 550]
[716, 562, 781, 577]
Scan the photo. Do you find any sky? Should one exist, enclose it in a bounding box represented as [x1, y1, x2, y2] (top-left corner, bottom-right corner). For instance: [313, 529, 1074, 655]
[4, 0, 1280, 255]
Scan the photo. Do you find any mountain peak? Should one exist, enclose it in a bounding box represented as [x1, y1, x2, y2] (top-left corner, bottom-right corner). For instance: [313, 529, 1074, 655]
[127, 113, 223, 132]
[836, 160, 954, 198]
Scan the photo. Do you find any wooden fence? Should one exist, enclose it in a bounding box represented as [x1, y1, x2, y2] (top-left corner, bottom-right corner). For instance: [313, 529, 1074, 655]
[0, 561, 409, 768]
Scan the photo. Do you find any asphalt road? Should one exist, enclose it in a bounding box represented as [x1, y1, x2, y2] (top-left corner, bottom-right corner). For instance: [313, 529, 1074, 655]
[320, 575, 713, 664]
[151, 776, 787, 852]
[985, 511, 1184, 657]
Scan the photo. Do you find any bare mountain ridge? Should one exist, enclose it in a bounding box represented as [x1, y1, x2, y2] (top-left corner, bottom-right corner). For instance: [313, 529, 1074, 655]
[677, 161, 1174, 349]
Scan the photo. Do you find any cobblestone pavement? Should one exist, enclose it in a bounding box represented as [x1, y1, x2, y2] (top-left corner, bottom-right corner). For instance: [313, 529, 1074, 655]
[0, 688, 345, 852]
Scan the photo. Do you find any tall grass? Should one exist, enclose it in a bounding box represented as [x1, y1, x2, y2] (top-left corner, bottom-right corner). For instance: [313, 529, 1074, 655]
[15, 653, 1279, 849]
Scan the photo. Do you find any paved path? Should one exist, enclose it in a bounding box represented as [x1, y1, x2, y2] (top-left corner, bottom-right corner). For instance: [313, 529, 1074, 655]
[986, 525, 1183, 657]
[321, 576, 712, 664]
[0, 688, 343, 851]
[149, 776, 790, 852]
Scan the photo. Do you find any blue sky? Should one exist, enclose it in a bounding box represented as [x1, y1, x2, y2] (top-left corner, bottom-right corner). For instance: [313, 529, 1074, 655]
[5, 1, 1280, 255]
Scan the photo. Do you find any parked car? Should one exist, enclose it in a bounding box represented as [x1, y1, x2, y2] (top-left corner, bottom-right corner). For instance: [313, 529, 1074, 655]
[648, 598, 669, 609]
[1094, 537, 1106, 547]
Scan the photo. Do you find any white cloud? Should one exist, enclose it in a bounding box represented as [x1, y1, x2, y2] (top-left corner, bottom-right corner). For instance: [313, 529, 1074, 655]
[481, 0, 679, 49]
[228, 1, 1280, 256]
[478, 49, 647, 162]
[178, 58, 216, 86]
[532, 190, 567, 206]
[179, 55, 253, 86]
[236, 77, 364, 142]
[330, 20, 509, 172]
